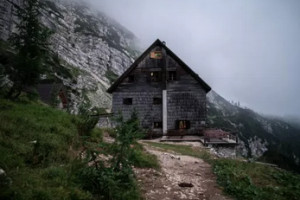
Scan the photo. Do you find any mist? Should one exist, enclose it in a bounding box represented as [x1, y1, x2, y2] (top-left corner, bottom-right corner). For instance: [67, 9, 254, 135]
[86, 0, 300, 118]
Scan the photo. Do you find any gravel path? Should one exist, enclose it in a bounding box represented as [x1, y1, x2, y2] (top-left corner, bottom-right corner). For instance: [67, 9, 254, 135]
[134, 143, 231, 200]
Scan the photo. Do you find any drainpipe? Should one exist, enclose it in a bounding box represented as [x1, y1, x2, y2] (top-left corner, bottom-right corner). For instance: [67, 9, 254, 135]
[163, 90, 167, 135]
[162, 41, 168, 135]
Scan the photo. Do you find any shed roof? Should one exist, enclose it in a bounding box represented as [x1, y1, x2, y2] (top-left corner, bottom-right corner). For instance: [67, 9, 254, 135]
[107, 39, 211, 93]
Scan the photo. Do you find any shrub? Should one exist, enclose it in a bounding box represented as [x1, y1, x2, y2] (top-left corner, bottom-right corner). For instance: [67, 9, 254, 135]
[78, 111, 144, 200]
[79, 165, 140, 200]
[76, 102, 104, 136]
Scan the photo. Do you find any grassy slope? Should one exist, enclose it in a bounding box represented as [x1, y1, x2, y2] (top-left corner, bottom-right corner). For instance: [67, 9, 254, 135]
[0, 99, 92, 199]
[146, 142, 300, 200]
[0, 99, 159, 200]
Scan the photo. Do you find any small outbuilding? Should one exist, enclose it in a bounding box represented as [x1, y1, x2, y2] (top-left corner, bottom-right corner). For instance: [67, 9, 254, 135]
[37, 79, 69, 109]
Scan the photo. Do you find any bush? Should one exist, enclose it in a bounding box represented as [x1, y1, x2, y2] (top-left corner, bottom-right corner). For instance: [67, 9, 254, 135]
[78, 111, 144, 200]
[79, 165, 140, 200]
[76, 102, 104, 136]
[103, 128, 116, 138]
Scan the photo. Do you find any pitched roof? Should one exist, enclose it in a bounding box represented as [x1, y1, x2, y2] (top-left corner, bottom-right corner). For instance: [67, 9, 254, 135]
[107, 39, 211, 93]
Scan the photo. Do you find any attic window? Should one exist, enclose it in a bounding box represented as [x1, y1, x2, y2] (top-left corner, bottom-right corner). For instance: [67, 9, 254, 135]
[123, 98, 132, 105]
[153, 97, 162, 105]
[153, 122, 162, 128]
[150, 51, 163, 59]
[168, 71, 177, 81]
[176, 120, 190, 129]
[150, 71, 161, 82]
[126, 75, 134, 83]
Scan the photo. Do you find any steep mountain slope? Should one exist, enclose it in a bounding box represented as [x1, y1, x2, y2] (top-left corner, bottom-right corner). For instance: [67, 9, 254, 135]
[207, 90, 300, 171]
[1, 0, 299, 172]
[0, 0, 139, 112]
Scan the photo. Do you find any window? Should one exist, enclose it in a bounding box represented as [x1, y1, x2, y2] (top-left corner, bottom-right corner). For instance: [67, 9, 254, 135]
[168, 71, 177, 81]
[176, 120, 190, 129]
[150, 51, 163, 59]
[153, 122, 162, 128]
[125, 75, 134, 83]
[123, 98, 132, 105]
[153, 97, 162, 105]
[150, 71, 161, 82]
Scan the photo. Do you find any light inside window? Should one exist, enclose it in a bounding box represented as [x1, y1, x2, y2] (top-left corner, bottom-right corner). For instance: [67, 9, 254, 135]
[149, 71, 161, 82]
[176, 120, 190, 129]
[153, 122, 162, 128]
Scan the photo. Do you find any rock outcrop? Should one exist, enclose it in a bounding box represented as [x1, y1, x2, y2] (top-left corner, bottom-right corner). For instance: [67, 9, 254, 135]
[207, 90, 300, 170]
[0, 0, 139, 112]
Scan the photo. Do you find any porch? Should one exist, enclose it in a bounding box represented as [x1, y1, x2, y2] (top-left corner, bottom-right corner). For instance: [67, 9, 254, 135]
[160, 129, 238, 146]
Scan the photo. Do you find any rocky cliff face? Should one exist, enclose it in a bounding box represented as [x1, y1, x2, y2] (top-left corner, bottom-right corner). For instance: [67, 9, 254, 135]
[207, 90, 300, 171]
[0, 0, 139, 112]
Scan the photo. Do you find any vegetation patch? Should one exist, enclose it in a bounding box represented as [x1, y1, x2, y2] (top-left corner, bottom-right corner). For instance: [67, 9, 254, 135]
[145, 142, 211, 161]
[105, 69, 119, 84]
[213, 159, 300, 200]
[130, 143, 160, 170]
[74, 18, 99, 37]
[0, 99, 159, 200]
[0, 99, 89, 199]
[146, 142, 300, 200]
[78, 112, 145, 200]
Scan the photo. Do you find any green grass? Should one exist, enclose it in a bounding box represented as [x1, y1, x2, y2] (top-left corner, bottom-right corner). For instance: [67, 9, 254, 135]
[0, 98, 92, 199]
[213, 159, 300, 200]
[0, 99, 159, 199]
[145, 141, 300, 200]
[130, 143, 160, 170]
[105, 69, 119, 84]
[144, 141, 211, 161]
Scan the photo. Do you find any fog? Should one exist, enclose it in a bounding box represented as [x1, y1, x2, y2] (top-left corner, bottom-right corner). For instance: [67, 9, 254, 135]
[86, 0, 300, 117]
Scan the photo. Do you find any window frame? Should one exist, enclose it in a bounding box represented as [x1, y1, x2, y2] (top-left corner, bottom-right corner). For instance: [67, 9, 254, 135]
[149, 71, 162, 82]
[168, 71, 177, 81]
[123, 98, 133, 105]
[153, 97, 162, 105]
[153, 121, 162, 129]
[126, 75, 135, 83]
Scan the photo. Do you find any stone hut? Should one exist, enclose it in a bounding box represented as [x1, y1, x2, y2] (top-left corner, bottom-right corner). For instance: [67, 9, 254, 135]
[107, 39, 211, 137]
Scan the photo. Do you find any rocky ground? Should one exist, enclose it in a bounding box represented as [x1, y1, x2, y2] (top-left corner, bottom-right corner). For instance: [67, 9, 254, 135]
[134, 142, 231, 200]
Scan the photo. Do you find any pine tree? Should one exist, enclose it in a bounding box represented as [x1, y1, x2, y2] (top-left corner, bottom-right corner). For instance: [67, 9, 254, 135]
[7, 0, 52, 98]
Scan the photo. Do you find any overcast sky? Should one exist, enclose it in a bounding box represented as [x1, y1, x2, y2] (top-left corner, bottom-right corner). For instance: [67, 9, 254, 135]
[86, 0, 300, 117]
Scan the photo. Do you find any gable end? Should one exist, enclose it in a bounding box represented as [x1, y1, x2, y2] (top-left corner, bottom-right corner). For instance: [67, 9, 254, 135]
[107, 39, 211, 93]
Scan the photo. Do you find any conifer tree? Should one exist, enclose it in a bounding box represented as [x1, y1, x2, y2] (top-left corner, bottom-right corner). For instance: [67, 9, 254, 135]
[7, 0, 52, 98]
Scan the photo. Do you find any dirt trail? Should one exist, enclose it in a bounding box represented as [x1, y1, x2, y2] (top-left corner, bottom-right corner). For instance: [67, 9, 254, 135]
[134, 143, 231, 200]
